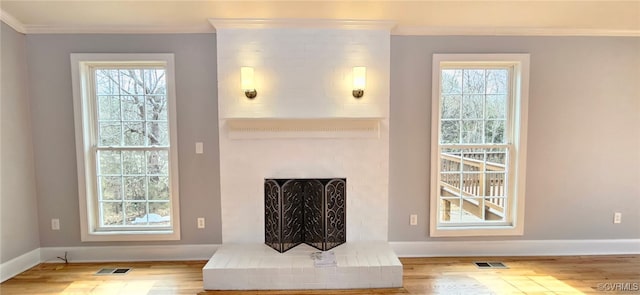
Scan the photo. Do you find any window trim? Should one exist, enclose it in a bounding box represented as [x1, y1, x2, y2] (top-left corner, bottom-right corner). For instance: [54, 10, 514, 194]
[429, 54, 529, 237]
[71, 53, 180, 241]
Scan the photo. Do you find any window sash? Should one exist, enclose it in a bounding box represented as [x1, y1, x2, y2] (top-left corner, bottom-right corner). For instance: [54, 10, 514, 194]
[93, 146, 173, 231]
[435, 145, 513, 226]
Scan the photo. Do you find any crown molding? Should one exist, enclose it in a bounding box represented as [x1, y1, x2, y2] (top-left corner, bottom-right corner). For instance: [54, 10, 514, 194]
[393, 26, 640, 37]
[1, 17, 637, 36]
[0, 9, 26, 34]
[21, 23, 215, 34]
[209, 18, 397, 31]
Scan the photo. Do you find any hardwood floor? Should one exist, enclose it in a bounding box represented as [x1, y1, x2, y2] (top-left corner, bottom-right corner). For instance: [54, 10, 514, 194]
[1, 255, 638, 294]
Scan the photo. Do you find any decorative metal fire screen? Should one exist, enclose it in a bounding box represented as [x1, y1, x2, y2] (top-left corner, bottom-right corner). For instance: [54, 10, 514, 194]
[265, 178, 346, 253]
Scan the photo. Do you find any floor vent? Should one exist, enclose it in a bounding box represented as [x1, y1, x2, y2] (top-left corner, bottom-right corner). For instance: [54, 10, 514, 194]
[95, 268, 131, 275]
[474, 262, 508, 269]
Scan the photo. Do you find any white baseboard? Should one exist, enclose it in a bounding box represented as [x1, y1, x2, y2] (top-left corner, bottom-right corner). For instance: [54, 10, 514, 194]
[0, 248, 41, 283]
[390, 239, 640, 257]
[40, 244, 221, 263]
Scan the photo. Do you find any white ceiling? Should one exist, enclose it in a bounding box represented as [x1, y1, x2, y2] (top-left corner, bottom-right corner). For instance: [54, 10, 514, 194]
[1, 1, 639, 35]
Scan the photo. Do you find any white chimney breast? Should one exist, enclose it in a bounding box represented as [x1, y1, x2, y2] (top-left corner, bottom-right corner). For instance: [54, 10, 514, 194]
[211, 19, 393, 243]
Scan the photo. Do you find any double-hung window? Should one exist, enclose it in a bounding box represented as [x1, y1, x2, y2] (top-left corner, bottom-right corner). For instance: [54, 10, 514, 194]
[430, 54, 529, 237]
[71, 54, 180, 241]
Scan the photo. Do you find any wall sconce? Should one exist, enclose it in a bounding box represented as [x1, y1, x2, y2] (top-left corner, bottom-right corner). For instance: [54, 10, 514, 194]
[241, 67, 257, 99]
[352, 66, 366, 98]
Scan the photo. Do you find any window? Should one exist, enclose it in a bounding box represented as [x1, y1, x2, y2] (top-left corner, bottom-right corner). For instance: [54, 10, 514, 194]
[71, 54, 180, 241]
[430, 54, 529, 237]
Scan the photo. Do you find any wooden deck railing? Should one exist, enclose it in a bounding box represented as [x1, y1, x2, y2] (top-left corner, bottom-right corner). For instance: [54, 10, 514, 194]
[440, 153, 506, 220]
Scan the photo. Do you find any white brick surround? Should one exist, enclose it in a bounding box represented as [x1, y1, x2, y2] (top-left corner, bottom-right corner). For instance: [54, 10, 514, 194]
[210, 19, 394, 243]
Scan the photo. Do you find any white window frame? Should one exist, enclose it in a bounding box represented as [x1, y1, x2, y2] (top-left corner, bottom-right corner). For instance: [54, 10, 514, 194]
[71, 53, 180, 241]
[430, 54, 529, 237]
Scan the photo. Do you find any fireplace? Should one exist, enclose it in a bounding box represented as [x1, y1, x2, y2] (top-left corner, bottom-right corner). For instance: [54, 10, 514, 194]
[264, 178, 346, 253]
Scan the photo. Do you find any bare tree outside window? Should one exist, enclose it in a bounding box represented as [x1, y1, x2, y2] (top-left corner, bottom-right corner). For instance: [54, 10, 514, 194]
[94, 68, 171, 227]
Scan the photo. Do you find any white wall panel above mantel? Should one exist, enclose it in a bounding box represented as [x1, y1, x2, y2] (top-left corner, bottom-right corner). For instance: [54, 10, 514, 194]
[212, 18, 391, 120]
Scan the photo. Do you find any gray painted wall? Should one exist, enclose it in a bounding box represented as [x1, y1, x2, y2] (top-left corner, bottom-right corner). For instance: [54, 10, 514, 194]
[1, 22, 40, 262]
[26, 33, 221, 246]
[19, 33, 640, 248]
[389, 36, 640, 241]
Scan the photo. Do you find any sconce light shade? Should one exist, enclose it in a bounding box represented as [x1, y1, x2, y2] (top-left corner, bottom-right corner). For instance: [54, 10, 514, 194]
[352, 67, 366, 98]
[241, 67, 257, 99]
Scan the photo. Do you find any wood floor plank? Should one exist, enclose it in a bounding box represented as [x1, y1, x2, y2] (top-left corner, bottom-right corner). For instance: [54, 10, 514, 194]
[0, 255, 638, 294]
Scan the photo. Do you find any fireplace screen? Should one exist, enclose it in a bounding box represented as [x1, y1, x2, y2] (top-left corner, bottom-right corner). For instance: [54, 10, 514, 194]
[265, 178, 346, 253]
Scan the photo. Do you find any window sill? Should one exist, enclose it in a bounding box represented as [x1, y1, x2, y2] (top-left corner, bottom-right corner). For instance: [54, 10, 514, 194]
[81, 230, 180, 242]
[430, 225, 524, 237]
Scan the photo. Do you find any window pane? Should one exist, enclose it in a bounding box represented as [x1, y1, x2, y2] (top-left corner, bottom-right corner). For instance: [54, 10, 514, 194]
[98, 96, 121, 121]
[460, 197, 483, 222]
[440, 153, 461, 172]
[462, 95, 483, 119]
[441, 95, 460, 119]
[98, 151, 121, 175]
[102, 202, 123, 226]
[461, 120, 483, 144]
[463, 69, 485, 94]
[146, 96, 167, 121]
[122, 96, 144, 121]
[146, 122, 168, 146]
[485, 197, 506, 221]
[148, 176, 170, 200]
[122, 151, 145, 175]
[125, 202, 148, 225]
[461, 173, 482, 195]
[99, 176, 122, 201]
[99, 123, 121, 146]
[124, 176, 146, 200]
[441, 69, 462, 94]
[486, 94, 507, 119]
[144, 69, 166, 95]
[486, 69, 509, 94]
[441, 120, 460, 144]
[486, 172, 507, 197]
[440, 198, 460, 223]
[440, 172, 460, 191]
[123, 122, 145, 146]
[485, 120, 506, 144]
[119, 69, 144, 95]
[96, 70, 119, 95]
[487, 151, 507, 167]
[149, 202, 171, 226]
[462, 151, 483, 171]
[147, 150, 169, 175]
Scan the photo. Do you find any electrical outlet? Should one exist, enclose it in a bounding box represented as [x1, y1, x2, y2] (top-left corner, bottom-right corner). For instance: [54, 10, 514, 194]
[197, 217, 205, 229]
[195, 142, 204, 154]
[410, 214, 418, 226]
[51, 218, 60, 230]
[614, 212, 622, 224]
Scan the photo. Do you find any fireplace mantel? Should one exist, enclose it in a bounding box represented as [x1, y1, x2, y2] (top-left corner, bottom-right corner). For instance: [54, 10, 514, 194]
[224, 117, 383, 139]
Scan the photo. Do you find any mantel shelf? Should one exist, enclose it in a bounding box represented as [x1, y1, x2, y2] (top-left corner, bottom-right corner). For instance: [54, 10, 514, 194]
[223, 117, 384, 139]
